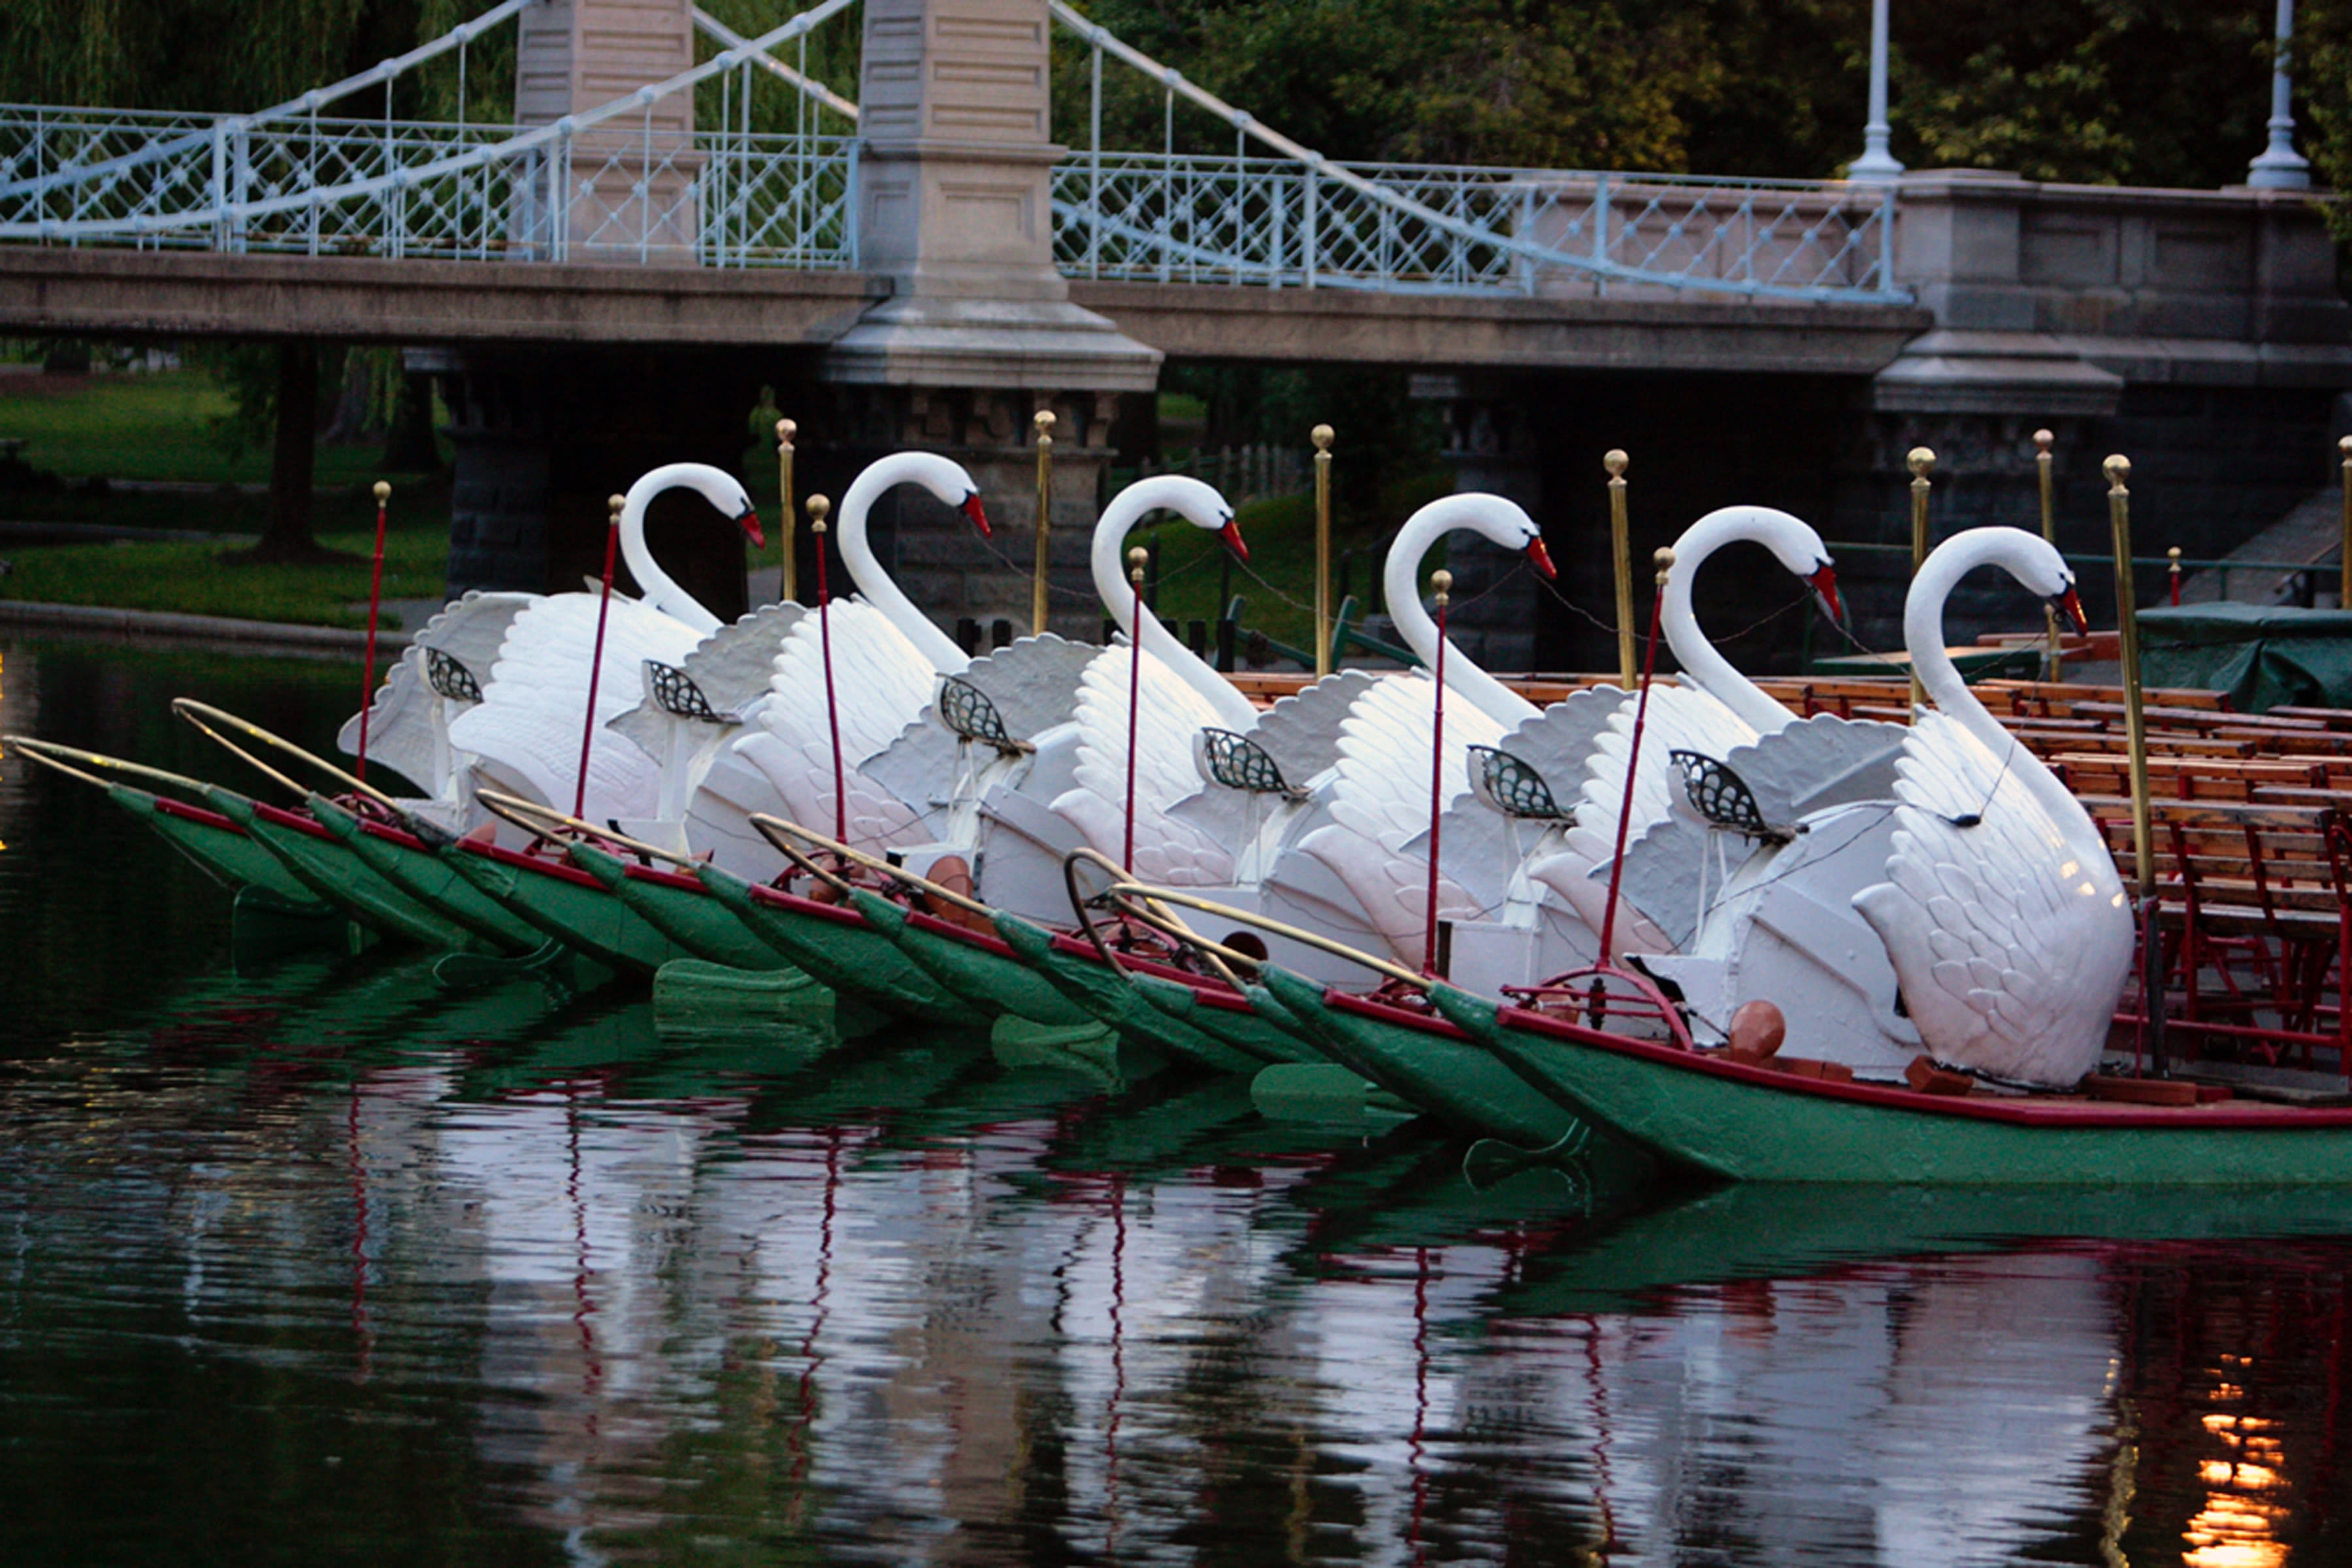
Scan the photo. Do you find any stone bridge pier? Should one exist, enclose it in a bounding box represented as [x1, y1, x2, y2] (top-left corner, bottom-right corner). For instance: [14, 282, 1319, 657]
[442, 0, 1156, 636]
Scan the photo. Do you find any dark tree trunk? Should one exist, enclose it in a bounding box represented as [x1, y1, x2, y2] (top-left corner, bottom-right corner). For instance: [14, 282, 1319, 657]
[379, 369, 444, 472]
[248, 340, 333, 562]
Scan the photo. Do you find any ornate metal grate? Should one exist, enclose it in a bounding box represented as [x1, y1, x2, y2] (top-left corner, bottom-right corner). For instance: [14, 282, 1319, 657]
[1469, 745, 1569, 820]
[1670, 749, 1791, 843]
[424, 646, 482, 703]
[647, 661, 720, 721]
[938, 676, 1017, 749]
[1196, 728, 1300, 796]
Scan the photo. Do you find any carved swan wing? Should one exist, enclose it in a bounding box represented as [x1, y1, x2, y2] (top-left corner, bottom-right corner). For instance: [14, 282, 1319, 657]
[1284, 670, 1507, 960]
[1853, 710, 2132, 1086]
[1053, 644, 1238, 886]
[733, 600, 941, 851]
[338, 589, 536, 799]
[447, 595, 702, 821]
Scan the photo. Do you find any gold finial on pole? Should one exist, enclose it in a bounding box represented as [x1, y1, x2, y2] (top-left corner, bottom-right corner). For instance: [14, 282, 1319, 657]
[2338, 434, 2351, 607]
[1654, 544, 1674, 590]
[1034, 410, 1057, 636]
[2168, 545, 2183, 606]
[2105, 453, 2153, 902]
[808, 493, 830, 535]
[1431, 567, 1453, 606]
[1128, 543, 1149, 582]
[1313, 423, 1335, 677]
[776, 418, 797, 605]
[2035, 429, 2059, 679]
[608, 493, 625, 525]
[1606, 449, 1635, 688]
[1907, 446, 1936, 709]
[372, 480, 391, 503]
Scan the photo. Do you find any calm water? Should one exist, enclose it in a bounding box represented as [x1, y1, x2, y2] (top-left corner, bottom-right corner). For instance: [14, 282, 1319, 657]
[4, 634, 2352, 1567]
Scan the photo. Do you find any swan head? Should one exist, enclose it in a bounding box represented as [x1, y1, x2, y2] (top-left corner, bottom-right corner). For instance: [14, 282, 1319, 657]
[1126, 475, 1249, 561]
[1689, 504, 1840, 620]
[2002, 531, 2088, 631]
[889, 451, 991, 539]
[1419, 494, 1554, 578]
[638, 463, 766, 547]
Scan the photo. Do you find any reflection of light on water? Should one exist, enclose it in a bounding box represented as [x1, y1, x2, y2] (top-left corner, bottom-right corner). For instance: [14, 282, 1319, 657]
[2183, 1368, 2293, 1568]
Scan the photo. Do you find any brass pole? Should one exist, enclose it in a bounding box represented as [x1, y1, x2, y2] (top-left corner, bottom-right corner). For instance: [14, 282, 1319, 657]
[1313, 423, 1335, 677]
[2107, 455, 2153, 900]
[2034, 429, 2058, 680]
[1605, 449, 1635, 688]
[2339, 434, 2351, 608]
[776, 418, 797, 605]
[1033, 409, 1056, 636]
[1906, 446, 1935, 710]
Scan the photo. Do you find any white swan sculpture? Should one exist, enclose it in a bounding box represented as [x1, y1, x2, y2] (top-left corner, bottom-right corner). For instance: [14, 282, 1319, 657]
[344, 463, 758, 825]
[947, 476, 1255, 923]
[1852, 527, 2129, 1086]
[1249, 495, 1557, 967]
[1527, 506, 1842, 958]
[673, 453, 992, 869]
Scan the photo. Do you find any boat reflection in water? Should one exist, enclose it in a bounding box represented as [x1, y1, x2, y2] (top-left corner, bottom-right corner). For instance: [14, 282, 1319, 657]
[8, 634, 2352, 1566]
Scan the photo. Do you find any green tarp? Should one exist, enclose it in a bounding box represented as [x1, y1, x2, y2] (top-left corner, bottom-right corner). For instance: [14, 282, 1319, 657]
[2138, 602, 2352, 713]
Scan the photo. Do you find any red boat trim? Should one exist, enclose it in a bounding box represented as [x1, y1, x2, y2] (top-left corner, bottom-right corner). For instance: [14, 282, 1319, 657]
[622, 862, 710, 894]
[1494, 1002, 2352, 1130]
[905, 906, 1018, 958]
[355, 818, 429, 853]
[460, 838, 604, 890]
[1324, 987, 1475, 1039]
[1040, 930, 1258, 1013]
[251, 800, 339, 841]
[151, 796, 244, 834]
[745, 879, 867, 927]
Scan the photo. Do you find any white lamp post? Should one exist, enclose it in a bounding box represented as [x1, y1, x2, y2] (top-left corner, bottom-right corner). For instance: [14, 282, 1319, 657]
[2248, 0, 2313, 189]
[1848, 0, 1904, 182]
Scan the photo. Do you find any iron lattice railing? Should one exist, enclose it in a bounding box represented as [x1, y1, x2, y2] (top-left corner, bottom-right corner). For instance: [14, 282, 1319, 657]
[1050, 151, 1901, 301]
[0, 107, 859, 267]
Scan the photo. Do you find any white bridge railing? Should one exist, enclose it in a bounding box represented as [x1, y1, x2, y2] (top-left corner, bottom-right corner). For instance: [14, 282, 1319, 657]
[0, 0, 1905, 306]
[0, 106, 858, 266]
[1052, 152, 1897, 299]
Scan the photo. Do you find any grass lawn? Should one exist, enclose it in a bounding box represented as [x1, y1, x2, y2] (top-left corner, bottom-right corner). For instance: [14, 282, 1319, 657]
[0, 367, 409, 487]
[0, 522, 449, 629]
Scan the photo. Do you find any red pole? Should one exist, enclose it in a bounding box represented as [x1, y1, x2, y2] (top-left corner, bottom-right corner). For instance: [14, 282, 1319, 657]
[1421, 570, 1452, 977]
[1123, 546, 1147, 873]
[355, 479, 390, 782]
[1596, 548, 1673, 967]
[573, 495, 622, 823]
[810, 495, 847, 845]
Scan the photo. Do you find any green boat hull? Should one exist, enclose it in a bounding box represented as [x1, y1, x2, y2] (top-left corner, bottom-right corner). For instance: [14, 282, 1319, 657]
[307, 796, 547, 953]
[206, 787, 480, 950]
[693, 864, 965, 1024]
[980, 911, 1267, 1074]
[1126, 965, 1325, 1065]
[1429, 983, 2352, 1185]
[439, 840, 689, 977]
[110, 784, 331, 913]
[567, 843, 804, 973]
[1255, 966, 1586, 1151]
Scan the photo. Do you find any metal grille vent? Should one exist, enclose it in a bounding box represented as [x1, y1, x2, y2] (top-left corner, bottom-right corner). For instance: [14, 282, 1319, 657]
[1469, 745, 1569, 820]
[938, 676, 1016, 749]
[424, 647, 482, 704]
[1670, 749, 1791, 843]
[647, 661, 721, 721]
[1197, 728, 1299, 796]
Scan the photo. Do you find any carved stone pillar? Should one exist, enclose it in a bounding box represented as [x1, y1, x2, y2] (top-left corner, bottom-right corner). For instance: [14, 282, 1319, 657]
[514, 0, 700, 263]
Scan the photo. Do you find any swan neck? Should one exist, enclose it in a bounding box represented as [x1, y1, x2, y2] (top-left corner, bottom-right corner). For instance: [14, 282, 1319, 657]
[836, 461, 970, 673]
[1384, 510, 1539, 727]
[1908, 537, 2081, 823]
[1661, 515, 1788, 733]
[1092, 489, 1255, 728]
[619, 465, 719, 634]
